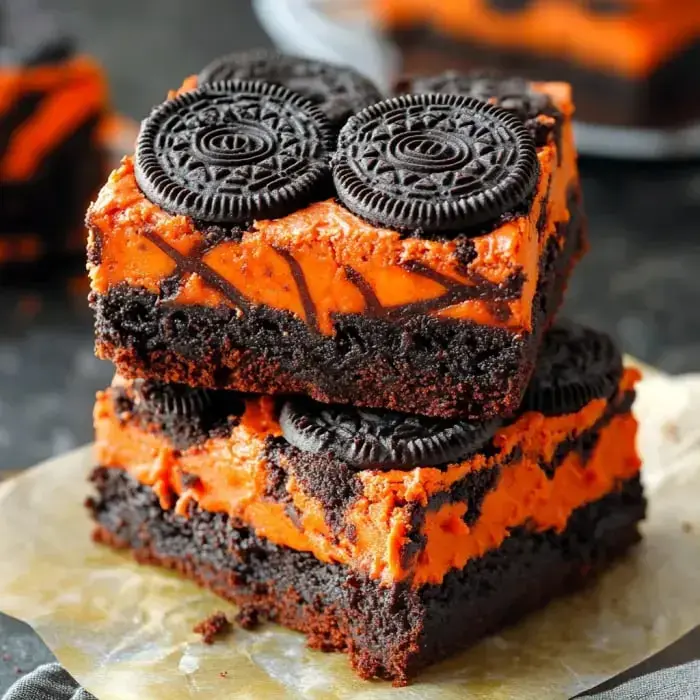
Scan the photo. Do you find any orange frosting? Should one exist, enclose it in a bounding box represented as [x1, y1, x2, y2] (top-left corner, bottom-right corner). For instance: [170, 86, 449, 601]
[95, 368, 640, 587]
[0, 57, 108, 182]
[88, 82, 578, 336]
[375, 0, 700, 78]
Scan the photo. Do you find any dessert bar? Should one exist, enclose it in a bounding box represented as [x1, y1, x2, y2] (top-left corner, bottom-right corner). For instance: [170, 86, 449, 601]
[375, 0, 700, 128]
[88, 322, 644, 684]
[87, 54, 583, 419]
[1, 0, 108, 281]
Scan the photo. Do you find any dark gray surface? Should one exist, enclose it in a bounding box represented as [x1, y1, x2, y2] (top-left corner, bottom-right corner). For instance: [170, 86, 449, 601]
[1, 0, 700, 693]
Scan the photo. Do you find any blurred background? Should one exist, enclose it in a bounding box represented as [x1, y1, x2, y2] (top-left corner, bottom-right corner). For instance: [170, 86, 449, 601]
[1, 0, 699, 472]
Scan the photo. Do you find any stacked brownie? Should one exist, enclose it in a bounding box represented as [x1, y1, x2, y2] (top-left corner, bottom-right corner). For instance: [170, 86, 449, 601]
[86, 50, 645, 684]
[0, 0, 109, 284]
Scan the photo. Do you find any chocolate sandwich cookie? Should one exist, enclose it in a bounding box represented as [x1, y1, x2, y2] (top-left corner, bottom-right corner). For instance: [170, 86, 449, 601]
[88, 68, 584, 420]
[487, 0, 534, 12]
[135, 80, 334, 224]
[112, 378, 245, 450]
[332, 93, 539, 232]
[521, 321, 623, 416]
[89, 322, 644, 683]
[197, 49, 383, 130]
[399, 71, 562, 147]
[279, 398, 500, 468]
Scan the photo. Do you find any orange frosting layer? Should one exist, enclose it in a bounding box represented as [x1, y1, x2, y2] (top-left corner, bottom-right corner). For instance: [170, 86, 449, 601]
[375, 0, 700, 78]
[0, 57, 108, 182]
[88, 82, 577, 335]
[95, 369, 640, 587]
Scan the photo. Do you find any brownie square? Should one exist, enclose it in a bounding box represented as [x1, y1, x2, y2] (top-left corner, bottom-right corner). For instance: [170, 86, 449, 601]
[377, 0, 700, 128]
[88, 322, 644, 684]
[87, 54, 585, 419]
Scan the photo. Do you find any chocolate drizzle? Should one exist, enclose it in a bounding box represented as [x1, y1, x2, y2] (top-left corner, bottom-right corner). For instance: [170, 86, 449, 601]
[141, 227, 252, 312]
[273, 246, 319, 332]
[135, 222, 526, 329]
[343, 265, 382, 315]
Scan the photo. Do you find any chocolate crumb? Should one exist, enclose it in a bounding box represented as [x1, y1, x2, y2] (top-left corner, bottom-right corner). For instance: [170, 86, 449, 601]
[193, 611, 231, 645]
[235, 606, 260, 630]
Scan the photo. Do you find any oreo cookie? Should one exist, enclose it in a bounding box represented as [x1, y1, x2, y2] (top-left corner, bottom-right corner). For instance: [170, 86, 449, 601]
[279, 399, 500, 469]
[401, 71, 560, 148]
[116, 380, 245, 449]
[583, 0, 628, 14]
[198, 50, 383, 129]
[521, 321, 624, 417]
[487, 0, 534, 12]
[135, 80, 334, 224]
[332, 94, 539, 233]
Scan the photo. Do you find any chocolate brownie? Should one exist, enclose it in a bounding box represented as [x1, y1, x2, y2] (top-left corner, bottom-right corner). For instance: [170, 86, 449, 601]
[87, 64, 585, 419]
[89, 322, 644, 683]
[377, 0, 700, 128]
[0, 0, 108, 281]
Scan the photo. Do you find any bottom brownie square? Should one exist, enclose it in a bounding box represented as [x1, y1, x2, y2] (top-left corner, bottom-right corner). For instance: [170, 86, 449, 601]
[88, 322, 645, 684]
[88, 469, 644, 685]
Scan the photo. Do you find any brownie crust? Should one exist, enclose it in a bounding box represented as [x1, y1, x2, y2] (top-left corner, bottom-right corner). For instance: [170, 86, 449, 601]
[92, 188, 584, 420]
[88, 467, 645, 685]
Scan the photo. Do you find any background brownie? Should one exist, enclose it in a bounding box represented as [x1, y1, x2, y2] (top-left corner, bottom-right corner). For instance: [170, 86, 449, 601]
[0, 0, 109, 284]
[376, 0, 700, 128]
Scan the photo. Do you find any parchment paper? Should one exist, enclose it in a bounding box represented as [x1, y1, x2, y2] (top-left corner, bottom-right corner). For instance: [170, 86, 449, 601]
[0, 370, 699, 699]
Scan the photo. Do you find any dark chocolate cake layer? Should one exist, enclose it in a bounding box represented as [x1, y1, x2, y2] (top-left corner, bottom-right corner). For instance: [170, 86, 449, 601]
[91, 188, 584, 420]
[88, 467, 645, 685]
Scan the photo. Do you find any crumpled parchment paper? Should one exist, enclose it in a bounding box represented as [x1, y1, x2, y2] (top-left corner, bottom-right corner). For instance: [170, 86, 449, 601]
[0, 370, 699, 699]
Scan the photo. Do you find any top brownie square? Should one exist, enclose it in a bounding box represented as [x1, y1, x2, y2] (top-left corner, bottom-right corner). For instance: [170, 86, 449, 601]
[87, 52, 584, 419]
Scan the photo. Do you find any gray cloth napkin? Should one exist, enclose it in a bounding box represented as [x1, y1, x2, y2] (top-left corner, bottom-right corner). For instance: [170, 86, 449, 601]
[2, 665, 94, 700]
[4, 627, 700, 699]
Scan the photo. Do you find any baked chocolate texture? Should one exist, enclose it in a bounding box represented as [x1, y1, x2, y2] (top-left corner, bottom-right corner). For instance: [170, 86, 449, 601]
[392, 30, 700, 128]
[91, 188, 584, 420]
[88, 467, 646, 684]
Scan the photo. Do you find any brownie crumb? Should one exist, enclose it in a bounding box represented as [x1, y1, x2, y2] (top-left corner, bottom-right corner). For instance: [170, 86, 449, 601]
[193, 611, 231, 645]
[235, 606, 260, 630]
